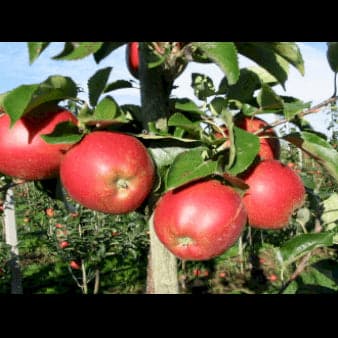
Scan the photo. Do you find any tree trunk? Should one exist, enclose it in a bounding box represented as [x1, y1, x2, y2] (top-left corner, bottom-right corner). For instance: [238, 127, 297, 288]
[139, 42, 178, 294]
[4, 187, 23, 294]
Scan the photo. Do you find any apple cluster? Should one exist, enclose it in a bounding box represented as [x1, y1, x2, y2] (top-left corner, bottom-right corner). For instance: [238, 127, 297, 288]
[0, 105, 156, 215]
[152, 115, 306, 261]
[0, 101, 305, 263]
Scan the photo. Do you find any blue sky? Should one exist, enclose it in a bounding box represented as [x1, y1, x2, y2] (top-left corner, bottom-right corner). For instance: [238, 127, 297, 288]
[0, 42, 335, 136]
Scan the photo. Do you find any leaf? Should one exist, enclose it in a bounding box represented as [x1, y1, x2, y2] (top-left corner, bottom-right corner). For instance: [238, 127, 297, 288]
[2, 84, 39, 126]
[27, 42, 50, 64]
[191, 73, 216, 100]
[248, 66, 279, 86]
[168, 112, 201, 135]
[280, 232, 334, 267]
[194, 42, 239, 85]
[321, 193, 338, 225]
[227, 126, 260, 175]
[222, 68, 261, 103]
[235, 42, 290, 89]
[104, 80, 133, 93]
[209, 97, 236, 168]
[88, 67, 112, 107]
[173, 98, 204, 115]
[257, 42, 304, 76]
[284, 131, 338, 182]
[326, 42, 338, 73]
[257, 84, 284, 112]
[93, 42, 126, 63]
[148, 146, 191, 169]
[40, 121, 84, 144]
[53, 42, 103, 60]
[79, 97, 130, 127]
[299, 263, 338, 292]
[283, 100, 311, 120]
[165, 148, 219, 191]
[311, 259, 338, 286]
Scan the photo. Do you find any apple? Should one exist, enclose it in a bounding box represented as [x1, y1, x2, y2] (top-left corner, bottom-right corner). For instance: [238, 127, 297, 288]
[153, 180, 247, 261]
[126, 42, 139, 79]
[59, 241, 69, 249]
[0, 104, 78, 180]
[46, 208, 54, 217]
[60, 131, 155, 214]
[69, 260, 81, 270]
[241, 160, 306, 230]
[268, 274, 278, 282]
[235, 115, 280, 160]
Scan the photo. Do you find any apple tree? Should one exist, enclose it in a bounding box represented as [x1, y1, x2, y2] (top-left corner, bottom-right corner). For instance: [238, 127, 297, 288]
[0, 42, 337, 294]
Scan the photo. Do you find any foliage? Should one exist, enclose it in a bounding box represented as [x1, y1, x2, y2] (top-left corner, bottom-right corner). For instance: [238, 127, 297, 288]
[0, 42, 337, 293]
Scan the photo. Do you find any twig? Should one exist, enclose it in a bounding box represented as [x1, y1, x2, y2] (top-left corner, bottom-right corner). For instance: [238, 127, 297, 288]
[254, 96, 338, 135]
[278, 220, 323, 294]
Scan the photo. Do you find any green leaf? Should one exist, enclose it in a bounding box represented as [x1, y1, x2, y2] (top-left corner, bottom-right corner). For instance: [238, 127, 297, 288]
[194, 42, 239, 85]
[222, 68, 261, 103]
[284, 131, 338, 182]
[104, 80, 133, 93]
[88, 67, 112, 107]
[79, 96, 130, 126]
[227, 126, 260, 175]
[257, 84, 284, 112]
[173, 98, 204, 115]
[53, 42, 103, 60]
[280, 232, 334, 267]
[40, 121, 84, 145]
[299, 263, 338, 292]
[168, 112, 201, 135]
[257, 42, 304, 76]
[148, 146, 191, 169]
[2, 84, 39, 126]
[27, 42, 50, 64]
[93, 42, 126, 63]
[321, 193, 338, 225]
[165, 148, 219, 191]
[235, 42, 290, 88]
[191, 73, 216, 100]
[248, 66, 279, 86]
[283, 100, 311, 120]
[209, 97, 236, 168]
[326, 42, 338, 73]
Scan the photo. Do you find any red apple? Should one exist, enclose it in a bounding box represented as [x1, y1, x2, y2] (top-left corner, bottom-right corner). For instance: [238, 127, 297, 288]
[0, 104, 78, 180]
[126, 42, 139, 79]
[154, 180, 247, 261]
[234, 115, 280, 160]
[60, 131, 155, 214]
[59, 241, 69, 249]
[242, 160, 305, 230]
[46, 208, 54, 217]
[69, 260, 81, 270]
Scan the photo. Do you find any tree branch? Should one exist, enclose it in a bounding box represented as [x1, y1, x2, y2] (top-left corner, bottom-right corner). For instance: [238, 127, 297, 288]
[254, 96, 338, 135]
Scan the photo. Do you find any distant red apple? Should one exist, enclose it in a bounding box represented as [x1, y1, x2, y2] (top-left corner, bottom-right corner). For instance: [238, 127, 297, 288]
[70, 260, 81, 270]
[0, 104, 78, 180]
[59, 241, 69, 249]
[46, 208, 54, 217]
[242, 160, 306, 229]
[60, 131, 155, 214]
[154, 180, 247, 261]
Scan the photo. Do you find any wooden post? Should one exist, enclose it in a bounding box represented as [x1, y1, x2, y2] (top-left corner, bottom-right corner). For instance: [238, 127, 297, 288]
[139, 42, 179, 294]
[4, 187, 23, 294]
